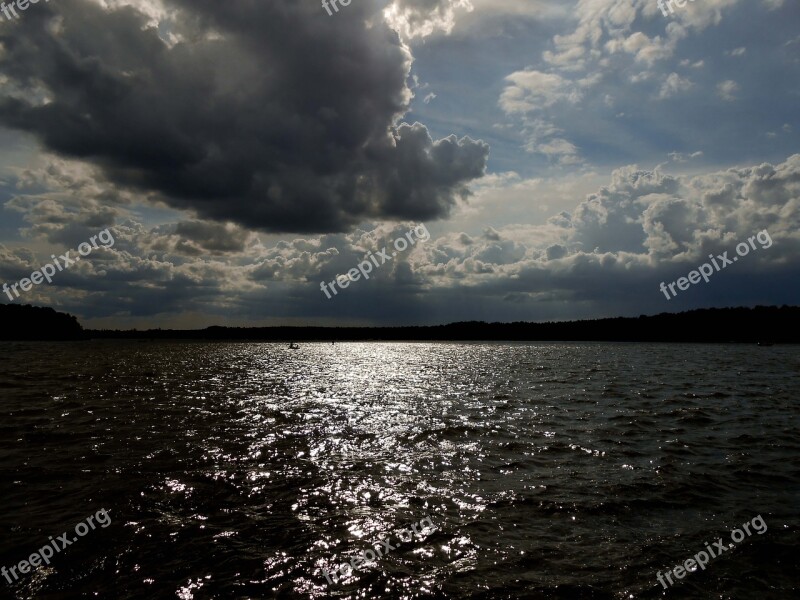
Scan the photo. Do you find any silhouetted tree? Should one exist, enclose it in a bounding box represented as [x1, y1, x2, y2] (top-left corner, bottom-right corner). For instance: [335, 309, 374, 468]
[0, 304, 86, 341]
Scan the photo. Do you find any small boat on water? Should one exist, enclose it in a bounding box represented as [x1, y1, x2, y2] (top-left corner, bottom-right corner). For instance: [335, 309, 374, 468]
[288, 342, 300, 350]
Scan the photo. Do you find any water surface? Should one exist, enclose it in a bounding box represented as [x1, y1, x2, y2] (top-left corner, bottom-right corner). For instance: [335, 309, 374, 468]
[0, 342, 798, 599]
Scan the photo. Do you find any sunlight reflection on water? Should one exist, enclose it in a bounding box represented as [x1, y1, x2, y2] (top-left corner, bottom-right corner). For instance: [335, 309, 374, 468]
[0, 342, 798, 598]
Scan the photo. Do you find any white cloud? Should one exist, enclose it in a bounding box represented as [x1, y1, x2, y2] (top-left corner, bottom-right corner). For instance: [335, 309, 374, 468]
[667, 151, 704, 163]
[499, 71, 584, 113]
[717, 79, 739, 101]
[384, 0, 474, 40]
[384, 0, 566, 40]
[659, 72, 693, 99]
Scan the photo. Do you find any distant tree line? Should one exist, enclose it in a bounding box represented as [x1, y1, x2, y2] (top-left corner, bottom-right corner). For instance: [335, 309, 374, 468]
[87, 305, 799, 343]
[1, 303, 797, 342]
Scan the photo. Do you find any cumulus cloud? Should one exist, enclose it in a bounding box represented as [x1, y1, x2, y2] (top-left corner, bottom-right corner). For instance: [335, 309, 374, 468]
[0, 0, 488, 234]
[500, 71, 587, 113]
[1, 154, 798, 324]
[496, 0, 777, 163]
[717, 79, 740, 101]
[659, 72, 693, 99]
[384, 0, 564, 40]
[0, 0, 797, 326]
[384, 0, 474, 39]
[172, 221, 255, 255]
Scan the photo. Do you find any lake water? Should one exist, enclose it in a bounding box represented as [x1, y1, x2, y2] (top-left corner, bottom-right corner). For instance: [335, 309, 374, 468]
[1, 342, 798, 599]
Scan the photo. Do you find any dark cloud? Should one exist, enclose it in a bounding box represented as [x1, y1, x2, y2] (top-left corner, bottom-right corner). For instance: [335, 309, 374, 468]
[546, 244, 567, 260]
[174, 221, 250, 254]
[0, 0, 488, 233]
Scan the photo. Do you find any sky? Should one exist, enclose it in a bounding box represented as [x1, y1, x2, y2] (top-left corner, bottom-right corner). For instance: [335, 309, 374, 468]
[0, 0, 797, 328]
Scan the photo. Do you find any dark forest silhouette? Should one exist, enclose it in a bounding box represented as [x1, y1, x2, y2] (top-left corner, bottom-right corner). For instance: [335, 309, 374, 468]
[0, 304, 86, 341]
[1, 304, 797, 343]
[91, 305, 797, 343]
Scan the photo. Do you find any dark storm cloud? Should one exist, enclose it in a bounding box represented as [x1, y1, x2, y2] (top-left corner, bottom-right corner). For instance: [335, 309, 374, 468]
[173, 221, 250, 254]
[0, 0, 488, 233]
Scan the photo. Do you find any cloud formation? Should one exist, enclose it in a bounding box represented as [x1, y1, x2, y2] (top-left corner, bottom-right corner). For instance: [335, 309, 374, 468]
[496, 0, 796, 164]
[0, 0, 797, 328]
[0, 0, 488, 233]
[2, 153, 798, 326]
